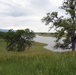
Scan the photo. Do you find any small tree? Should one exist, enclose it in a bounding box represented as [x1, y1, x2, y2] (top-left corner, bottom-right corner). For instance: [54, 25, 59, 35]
[42, 0, 76, 51]
[5, 29, 35, 51]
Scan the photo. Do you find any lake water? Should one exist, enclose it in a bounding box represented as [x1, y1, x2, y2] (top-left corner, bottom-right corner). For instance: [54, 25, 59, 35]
[34, 35, 72, 52]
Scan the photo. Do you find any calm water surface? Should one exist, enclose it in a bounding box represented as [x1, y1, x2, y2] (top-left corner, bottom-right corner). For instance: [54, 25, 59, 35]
[34, 35, 72, 52]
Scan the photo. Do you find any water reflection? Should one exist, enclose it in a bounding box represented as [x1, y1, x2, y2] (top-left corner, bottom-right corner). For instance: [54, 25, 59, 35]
[34, 35, 72, 52]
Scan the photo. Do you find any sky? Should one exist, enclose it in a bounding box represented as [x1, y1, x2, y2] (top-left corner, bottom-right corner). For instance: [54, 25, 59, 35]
[0, 0, 65, 32]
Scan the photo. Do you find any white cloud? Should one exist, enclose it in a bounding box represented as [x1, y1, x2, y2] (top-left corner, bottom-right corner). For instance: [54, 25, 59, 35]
[0, 0, 65, 32]
[49, 0, 63, 7]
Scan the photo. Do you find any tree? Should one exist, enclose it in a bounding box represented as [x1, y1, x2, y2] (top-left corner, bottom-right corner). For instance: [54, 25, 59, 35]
[5, 29, 35, 52]
[42, 0, 76, 51]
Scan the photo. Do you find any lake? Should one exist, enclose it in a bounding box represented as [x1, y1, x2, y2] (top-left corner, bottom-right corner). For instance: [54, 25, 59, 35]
[34, 35, 72, 52]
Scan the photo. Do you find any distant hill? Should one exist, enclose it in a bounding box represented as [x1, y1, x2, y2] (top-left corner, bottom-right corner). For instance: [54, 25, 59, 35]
[0, 29, 16, 32]
[0, 29, 8, 32]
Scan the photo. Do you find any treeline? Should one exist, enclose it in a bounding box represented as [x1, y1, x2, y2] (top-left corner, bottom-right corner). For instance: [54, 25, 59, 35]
[36, 32, 59, 37]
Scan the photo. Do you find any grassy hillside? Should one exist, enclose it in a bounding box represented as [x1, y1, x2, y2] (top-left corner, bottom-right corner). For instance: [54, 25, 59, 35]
[0, 39, 76, 75]
[0, 39, 51, 56]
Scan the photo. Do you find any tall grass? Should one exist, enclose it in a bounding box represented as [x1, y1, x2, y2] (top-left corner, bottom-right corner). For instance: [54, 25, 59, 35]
[0, 52, 76, 75]
[0, 39, 76, 75]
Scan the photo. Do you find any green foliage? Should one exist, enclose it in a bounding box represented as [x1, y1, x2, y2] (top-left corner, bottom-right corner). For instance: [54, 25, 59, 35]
[42, 0, 76, 50]
[5, 29, 35, 52]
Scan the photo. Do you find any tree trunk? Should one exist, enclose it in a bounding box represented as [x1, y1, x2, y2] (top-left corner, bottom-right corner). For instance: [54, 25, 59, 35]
[72, 40, 75, 51]
[71, 34, 75, 51]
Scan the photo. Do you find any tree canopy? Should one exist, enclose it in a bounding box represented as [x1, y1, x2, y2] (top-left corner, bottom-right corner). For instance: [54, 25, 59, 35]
[42, 0, 76, 51]
[5, 29, 35, 52]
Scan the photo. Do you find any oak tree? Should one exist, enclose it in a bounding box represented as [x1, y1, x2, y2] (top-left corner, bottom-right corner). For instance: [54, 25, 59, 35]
[42, 0, 76, 51]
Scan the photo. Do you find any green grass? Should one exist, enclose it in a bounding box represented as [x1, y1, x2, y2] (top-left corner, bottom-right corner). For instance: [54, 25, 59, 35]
[0, 52, 76, 75]
[0, 39, 6, 52]
[0, 39, 76, 75]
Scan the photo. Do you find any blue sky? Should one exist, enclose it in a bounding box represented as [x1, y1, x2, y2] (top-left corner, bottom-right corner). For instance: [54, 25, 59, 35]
[0, 0, 64, 32]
